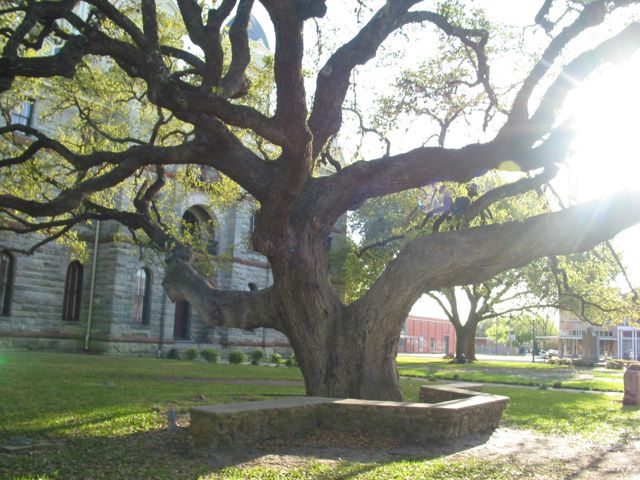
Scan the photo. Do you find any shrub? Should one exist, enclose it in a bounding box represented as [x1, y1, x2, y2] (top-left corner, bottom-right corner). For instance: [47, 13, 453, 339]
[184, 348, 198, 360]
[285, 355, 297, 367]
[606, 360, 625, 370]
[552, 381, 562, 389]
[200, 348, 220, 363]
[166, 348, 180, 360]
[271, 353, 282, 364]
[228, 350, 246, 364]
[250, 349, 264, 365]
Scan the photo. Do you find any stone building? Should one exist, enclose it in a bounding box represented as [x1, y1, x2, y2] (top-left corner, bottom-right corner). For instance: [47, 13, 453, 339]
[0, 194, 345, 356]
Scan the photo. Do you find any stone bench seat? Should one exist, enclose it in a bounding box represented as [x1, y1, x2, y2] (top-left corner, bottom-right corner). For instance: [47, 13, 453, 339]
[419, 382, 485, 403]
[190, 385, 508, 449]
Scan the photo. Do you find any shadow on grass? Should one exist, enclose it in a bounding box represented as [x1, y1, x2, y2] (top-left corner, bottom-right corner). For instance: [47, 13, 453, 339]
[563, 432, 637, 480]
[1, 417, 497, 480]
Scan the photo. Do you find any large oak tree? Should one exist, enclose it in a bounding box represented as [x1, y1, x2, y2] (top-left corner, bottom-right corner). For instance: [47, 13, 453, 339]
[2, 0, 640, 400]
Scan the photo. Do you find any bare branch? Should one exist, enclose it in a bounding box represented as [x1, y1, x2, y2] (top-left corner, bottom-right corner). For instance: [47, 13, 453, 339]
[163, 249, 283, 330]
[220, 0, 254, 99]
[260, 0, 310, 151]
[535, 0, 556, 33]
[160, 45, 205, 72]
[1, 124, 82, 168]
[355, 190, 640, 333]
[605, 242, 638, 302]
[312, 119, 574, 225]
[141, 0, 159, 49]
[0, 141, 208, 218]
[357, 235, 405, 258]
[426, 291, 454, 322]
[308, 0, 421, 157]
[344, 106, 391, 157]
[509, 1, 639, 122]
[527, 23, 640, 139]
[85, 0, 149, 49]
[462, 167, 557, 222]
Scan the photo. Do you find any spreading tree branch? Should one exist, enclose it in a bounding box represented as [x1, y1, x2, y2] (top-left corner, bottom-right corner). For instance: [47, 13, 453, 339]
[355, 190, 640, 334]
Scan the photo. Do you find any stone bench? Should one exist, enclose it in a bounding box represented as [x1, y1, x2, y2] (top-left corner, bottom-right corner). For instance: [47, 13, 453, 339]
[190, 385, 508, 449]
[419, 382, 485, 403]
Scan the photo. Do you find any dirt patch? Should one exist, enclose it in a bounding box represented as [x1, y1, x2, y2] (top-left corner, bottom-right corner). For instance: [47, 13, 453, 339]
[202, 426, 640, 479]
[464, 428, 639, 479]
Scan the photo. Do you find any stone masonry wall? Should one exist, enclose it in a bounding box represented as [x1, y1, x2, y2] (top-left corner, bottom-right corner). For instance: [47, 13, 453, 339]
[190, 393, 510, 450]
[0, 232, 86, 350]
[0, 194, 344, 356]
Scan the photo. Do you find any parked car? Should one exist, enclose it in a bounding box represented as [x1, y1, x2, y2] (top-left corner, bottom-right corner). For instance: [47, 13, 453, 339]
[541, 350, 558, 359]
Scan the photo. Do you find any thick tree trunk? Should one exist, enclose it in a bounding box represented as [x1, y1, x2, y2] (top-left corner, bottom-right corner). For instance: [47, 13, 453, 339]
[267, 230, 407, 401]
[454, 319, 479, 363]
[166, 225, 408, 401]
[454, 330, 469, 363]
[464, 332, 477, 362]
[289, 319, 404, 401]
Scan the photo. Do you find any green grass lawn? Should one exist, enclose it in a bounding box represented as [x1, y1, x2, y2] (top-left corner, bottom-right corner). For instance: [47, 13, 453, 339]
[1, 351, 638, 480]
[397, 355, 624, 392]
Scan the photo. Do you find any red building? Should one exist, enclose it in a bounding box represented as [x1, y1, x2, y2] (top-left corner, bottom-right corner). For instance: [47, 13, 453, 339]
[398, 315, 456, 354]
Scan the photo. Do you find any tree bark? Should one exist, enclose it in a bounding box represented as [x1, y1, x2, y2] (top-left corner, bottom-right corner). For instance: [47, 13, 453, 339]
[453, 320, 479, 363]
[464, 331, 477, 362]
[287, 310, 404, 401]
[266, 232, 407, 401]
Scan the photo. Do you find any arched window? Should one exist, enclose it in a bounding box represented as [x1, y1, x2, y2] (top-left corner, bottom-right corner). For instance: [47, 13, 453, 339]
[0, 251, 14, 316]
[181, 206, 217, 255]
[133, 268, 151, 325]
[62, 261, 83, 321]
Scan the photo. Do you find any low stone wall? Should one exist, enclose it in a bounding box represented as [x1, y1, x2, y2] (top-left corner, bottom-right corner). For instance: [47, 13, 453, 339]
[419, 383, 484, 403]
[321, 395, 507, 444]
[190, 397, 331, 449]
[190, 386, 509, 449]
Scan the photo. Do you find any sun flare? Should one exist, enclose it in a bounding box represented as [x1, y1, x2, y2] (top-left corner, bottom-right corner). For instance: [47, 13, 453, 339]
[563, 54, 640, 201]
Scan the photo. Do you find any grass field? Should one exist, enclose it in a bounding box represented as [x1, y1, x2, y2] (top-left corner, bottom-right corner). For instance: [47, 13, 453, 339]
[1, 351, 638, 479]
[396, 355, 624, 392]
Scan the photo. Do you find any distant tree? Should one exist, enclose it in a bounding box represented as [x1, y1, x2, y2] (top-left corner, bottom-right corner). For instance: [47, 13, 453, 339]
[350, 177, 632, 363]
[508, 313, 559, 349]
[483, 319, 511, 346]
[2, 0, 640, 400]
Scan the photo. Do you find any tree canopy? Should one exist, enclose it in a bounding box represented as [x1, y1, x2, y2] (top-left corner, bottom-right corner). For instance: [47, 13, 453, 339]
[2, 0, 640, 400]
